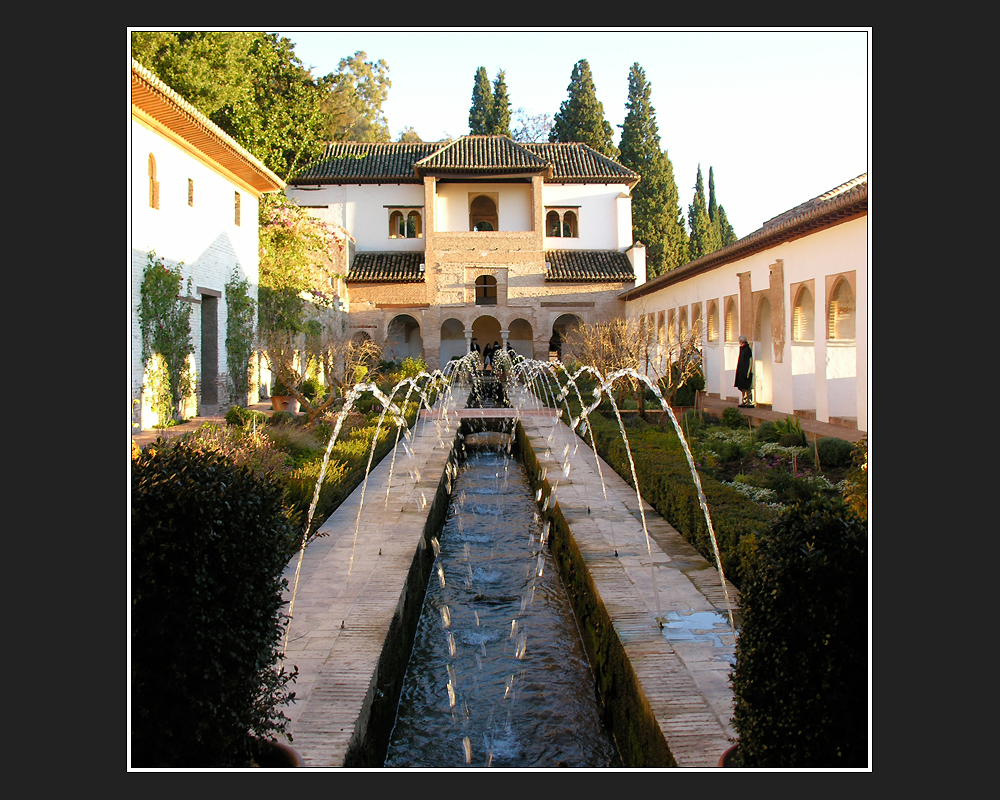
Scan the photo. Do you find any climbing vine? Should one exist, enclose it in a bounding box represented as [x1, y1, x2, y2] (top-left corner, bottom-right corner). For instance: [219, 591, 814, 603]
[139, 250, 194, 425]
[225, 269, 256, 407]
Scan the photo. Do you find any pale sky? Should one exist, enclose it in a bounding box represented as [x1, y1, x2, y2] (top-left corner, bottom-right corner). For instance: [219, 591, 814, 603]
[276, 28, 871, 239]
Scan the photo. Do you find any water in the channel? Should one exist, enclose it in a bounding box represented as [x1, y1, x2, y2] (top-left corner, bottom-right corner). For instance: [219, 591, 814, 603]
[384, 445, 621, 768]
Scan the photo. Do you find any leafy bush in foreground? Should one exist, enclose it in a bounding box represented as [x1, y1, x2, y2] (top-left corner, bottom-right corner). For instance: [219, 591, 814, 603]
[132, 441, 298, 766]
[731, 495, 867, 767]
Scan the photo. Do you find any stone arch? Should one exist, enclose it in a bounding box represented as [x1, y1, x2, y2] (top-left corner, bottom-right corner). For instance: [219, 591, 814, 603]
[550, 313, 582, 362]
[472, 314, 502, 361]
[707, 300, 720, 342]
[384, 314, 423, 363]
[470, 194, 498, 231]
[440, 317, 467, 365]
[508, 317, 534, 359]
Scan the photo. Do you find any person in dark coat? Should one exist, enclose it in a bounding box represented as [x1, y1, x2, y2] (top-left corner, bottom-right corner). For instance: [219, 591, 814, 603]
[483, 341, 494, 369]
[735, 334, 754, 407]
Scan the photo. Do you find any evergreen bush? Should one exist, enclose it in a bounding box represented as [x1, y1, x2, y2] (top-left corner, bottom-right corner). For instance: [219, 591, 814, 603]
[131, 441, 298, 766]
[721, 406, 745, 428]
[731, 495, 867, 767]
[815, 436, 856, 469]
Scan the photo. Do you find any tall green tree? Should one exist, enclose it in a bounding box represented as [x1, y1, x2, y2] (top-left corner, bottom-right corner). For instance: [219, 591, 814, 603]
[132, 31, 332, 181]
[708, 167, 738, 246]
[323, 51, 391, 143]
[717, 205, 738, 246]
[549, 59, 618, 158]
[687, 165, 714, 261]
[469, 66, 494, 135]
[617, 63, 688, 278]
[489, 70, 512, 137]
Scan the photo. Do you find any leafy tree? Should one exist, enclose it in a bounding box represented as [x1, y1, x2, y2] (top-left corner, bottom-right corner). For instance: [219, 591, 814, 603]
[397, 126, 422, 142]
[132, 31, 332, 181]
[323, 50, 391, 143]
[489, 70, 512, 137]
[469, 66, 494, 135]
[549, 59, 618, 158]
[512, 109, 553, 143]
[617, 63, 688, 278]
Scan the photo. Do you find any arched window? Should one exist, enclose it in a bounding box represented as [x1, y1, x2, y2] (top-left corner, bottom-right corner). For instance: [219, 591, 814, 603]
[828, 278, 856, 340]
[389, 210, 403, 237]
[667, 309, 677, 345]
[679, 307, 689, 343]
[148, 154, 159, 209]
[707, 301, 719, 342]
[724, 299, 738, 342]
[544, 207, 579, 237]
[563, 211, 578, 237]
[475, 274, 497, 305]
[470, 195, 498, 231]
[793, 286, 815, 341]
[388, 209, 423, 238]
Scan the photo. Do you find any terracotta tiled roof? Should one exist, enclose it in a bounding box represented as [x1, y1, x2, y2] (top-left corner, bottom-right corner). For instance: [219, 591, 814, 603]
[293, 142, 441, 184]
[131, 60, 284, 196]
[414, 136, 551, 175]
[620, 173, 868, 301]
[347, 251, 425, 283]
[546, 250, 635, 283]
[523, 143, 639, 186]
[290, 136, 639, 187]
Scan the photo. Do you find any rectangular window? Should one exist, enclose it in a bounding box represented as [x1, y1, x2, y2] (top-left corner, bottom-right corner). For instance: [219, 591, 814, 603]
[234, 192, 241, 227]
[188, 179, 194, 207]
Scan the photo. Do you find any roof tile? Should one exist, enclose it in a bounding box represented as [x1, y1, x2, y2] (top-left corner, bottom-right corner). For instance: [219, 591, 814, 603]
[347, 251, 425, 283]
[546, 250, 635, 282]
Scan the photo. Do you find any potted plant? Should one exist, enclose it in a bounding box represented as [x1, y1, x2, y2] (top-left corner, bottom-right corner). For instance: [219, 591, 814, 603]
[131, 439, 301, 767]
[270, 378, 300, 413]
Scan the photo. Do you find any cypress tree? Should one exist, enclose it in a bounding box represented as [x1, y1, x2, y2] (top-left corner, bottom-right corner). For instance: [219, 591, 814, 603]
[618, 63, 688, 278]
[687, 165, 714, 260]
[549, 59, 618, 158]
[489, 70, 512, 137]
[717, 205, 738, 246]
[469, 66, 493, 135]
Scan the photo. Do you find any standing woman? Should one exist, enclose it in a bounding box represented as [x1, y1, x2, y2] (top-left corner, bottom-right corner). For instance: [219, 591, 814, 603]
[735, 335, 754, 407]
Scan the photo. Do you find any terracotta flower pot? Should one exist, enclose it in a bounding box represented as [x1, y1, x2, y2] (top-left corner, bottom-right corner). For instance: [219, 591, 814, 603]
[270, 396, 300, 413]
[717, 744, 739, 767]
[250, 738, 304, 768]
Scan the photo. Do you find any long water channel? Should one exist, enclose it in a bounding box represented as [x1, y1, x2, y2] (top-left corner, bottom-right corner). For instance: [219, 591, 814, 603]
[384, 439, 621, 768]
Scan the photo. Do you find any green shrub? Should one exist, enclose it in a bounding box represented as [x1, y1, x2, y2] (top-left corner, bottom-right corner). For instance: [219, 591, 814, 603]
[753, 420, 781, 444]
[731, 495, 867, 767]
[721, 406, 745, 428]
[779, 431, 807, 448]
[131, 441, 298, 766]
[299, 376, 326, 403]
[269, 410, 296, 426]
[586, 412, 774, 584]
[815, 436, 855, 469]
[225, 405, 267, 428]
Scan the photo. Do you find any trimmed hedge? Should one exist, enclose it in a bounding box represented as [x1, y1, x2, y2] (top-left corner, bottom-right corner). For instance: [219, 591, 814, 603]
[584, 412, 775, 585]
[731, 495, 867, 767]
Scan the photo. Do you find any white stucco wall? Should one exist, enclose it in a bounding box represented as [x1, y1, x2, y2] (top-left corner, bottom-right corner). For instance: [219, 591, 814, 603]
[541, 183, 632, 250]
[131, 116, 263, 429]
[623, 215, 868, 431]
[285, 183, 426, 252]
